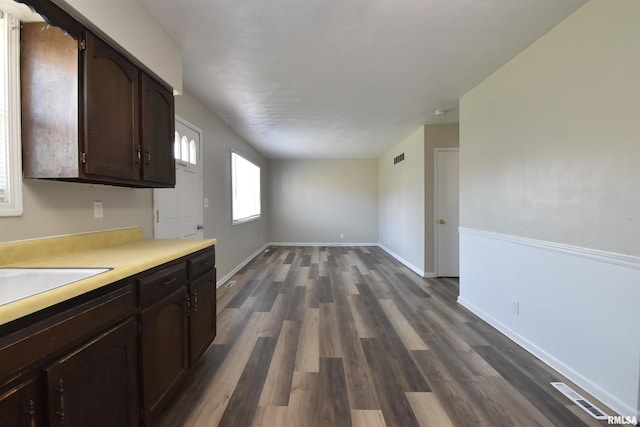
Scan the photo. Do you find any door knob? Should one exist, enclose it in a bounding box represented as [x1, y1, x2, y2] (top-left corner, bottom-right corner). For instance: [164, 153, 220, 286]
[439, 219, 445, 224]
[196, 224, 204, 230]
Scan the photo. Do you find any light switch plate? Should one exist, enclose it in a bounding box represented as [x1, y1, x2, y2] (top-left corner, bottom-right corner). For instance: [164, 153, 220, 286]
[93, 201, 103, 219]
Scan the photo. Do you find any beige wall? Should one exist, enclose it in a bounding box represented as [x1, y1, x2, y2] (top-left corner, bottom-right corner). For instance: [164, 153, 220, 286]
[378, 127, 424, 273]
[460, 0, 640, 256]
[269, 159, 378, 243]
[52, 0, 182, 91]
[0, 179, 153, 243]
[424, 124, 459, 274]
[175, 92, 269, 281]
[458, 0, 640, 417]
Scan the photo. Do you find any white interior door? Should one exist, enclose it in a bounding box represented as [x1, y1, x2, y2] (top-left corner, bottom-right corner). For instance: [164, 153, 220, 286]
[153, 117, 203, 239]
[435, 148, 459, 277]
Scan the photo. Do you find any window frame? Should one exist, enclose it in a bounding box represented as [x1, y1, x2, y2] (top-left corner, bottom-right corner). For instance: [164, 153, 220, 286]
[231, 151, 261, 225]
[0, 10, 23, 217]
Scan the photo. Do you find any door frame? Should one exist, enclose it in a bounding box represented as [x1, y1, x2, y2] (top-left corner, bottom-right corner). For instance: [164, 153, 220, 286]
[153, 115, 204, 239]
[433, 147, 459, 277]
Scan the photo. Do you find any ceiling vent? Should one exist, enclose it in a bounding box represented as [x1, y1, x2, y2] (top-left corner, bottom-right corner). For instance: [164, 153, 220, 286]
[393, 153, 405, 165]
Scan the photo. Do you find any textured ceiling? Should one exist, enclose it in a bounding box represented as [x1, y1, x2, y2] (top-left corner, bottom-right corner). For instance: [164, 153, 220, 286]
[138, 0, 587, 159]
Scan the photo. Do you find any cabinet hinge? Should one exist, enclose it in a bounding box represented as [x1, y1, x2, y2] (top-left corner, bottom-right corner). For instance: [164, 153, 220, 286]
[79, 39, 86, 50]
[81, 152, 87, 164]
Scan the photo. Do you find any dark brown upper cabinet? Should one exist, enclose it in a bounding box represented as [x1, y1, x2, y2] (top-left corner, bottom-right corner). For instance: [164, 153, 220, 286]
[21, 18, 175, 188]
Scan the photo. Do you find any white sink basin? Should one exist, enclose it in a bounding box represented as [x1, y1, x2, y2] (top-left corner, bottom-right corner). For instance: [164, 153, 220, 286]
[0, 268, 111, 306]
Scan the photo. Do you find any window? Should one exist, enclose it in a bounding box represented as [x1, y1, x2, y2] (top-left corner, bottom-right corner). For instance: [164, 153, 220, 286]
[0, 10, 22, 216]
[174, 131, 198, 165]
[231, 152, 260, 224]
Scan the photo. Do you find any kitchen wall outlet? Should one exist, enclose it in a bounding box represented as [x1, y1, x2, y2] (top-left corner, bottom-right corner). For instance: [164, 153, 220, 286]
[93, 201, 103, 219]
[513, 300, 520, 316]
[203, 197, 209, 208]
[340, 233, 344, 239]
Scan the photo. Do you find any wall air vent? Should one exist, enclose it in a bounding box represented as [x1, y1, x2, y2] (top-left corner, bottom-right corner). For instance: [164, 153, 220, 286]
[550, 382, 608, 420]
[393, 153, 405, 165]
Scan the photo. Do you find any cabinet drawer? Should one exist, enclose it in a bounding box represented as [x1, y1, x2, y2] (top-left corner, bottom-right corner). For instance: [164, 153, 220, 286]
[138, 262, 187, 307]
[0, 285, 134, 382]
[188, 248, 215, 280]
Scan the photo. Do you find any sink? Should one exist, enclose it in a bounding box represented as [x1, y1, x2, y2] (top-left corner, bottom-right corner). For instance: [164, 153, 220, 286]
[0, 268, 111, 306]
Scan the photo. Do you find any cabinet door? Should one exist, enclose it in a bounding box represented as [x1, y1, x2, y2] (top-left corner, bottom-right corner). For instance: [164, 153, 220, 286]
[0, 379, 38, 427]
[189, 269, 216, 366]
[44, 318, 138, 427]
[141, 73, 175, 187]
[83, 32, 140, 183]
[139, 286, 188, 424]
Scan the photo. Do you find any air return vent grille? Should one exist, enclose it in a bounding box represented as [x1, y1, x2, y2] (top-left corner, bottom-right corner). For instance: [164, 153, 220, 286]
[393, 153, 405, 165]
[550, 382, 608, 420]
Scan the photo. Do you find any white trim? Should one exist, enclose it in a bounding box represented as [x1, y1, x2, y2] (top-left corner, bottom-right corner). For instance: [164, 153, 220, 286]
[459, 228, 640, 419]
[433, 147, 459, 276]
[266, 242, 428, 278]
[377, 244, 425, 277]
[216, 244, 268, 288]
[459, 227, 640, 269]
[0, 12, 22, 217]
[457, 296, 638, 419]
[154, 116, 204, 239]
[268, 242, 379, 247]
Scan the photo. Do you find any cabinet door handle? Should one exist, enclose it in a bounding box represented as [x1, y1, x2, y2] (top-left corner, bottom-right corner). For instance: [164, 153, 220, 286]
[56, 379, 65, 424]
[162, 277, 178, 286]
[145, 148, 151, 164]
[193, 289, 198, 312]
[26, 399, 35, 427]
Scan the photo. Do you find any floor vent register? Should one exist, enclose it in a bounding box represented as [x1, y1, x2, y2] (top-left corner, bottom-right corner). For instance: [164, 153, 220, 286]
[550, 382, 608, 420]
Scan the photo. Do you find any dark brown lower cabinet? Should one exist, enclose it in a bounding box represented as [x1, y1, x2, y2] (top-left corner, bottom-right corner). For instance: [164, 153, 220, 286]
[189, 269, 216, 366]
[0, 245, 216, 427]
[139, 286, 189, 425]
[44, 318, 138, 427]
[0, 378, 38, 427]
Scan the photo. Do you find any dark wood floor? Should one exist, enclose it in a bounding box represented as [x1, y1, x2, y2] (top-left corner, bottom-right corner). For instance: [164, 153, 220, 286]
[157, 246, 614, 427]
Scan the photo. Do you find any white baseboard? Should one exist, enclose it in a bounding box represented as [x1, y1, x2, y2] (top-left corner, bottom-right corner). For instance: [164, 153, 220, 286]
[459, 228, 640, 419]
[377, 244, 425, 277]
[458, 296, 638, 419]
[268, 242, 379, 247]
[216, 244, 268, 288]
[266, 241, 429, 278]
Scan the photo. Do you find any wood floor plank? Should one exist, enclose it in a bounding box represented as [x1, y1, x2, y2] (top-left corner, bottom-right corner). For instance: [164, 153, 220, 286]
[258, 320, 302, 406]
[294, 308, 320, 372]
[287, 372, 320, 426]
[318, 358, 352, 427]
[478, 376, 556, 427]
[361, 338, 421, 427]
[178, 312, 269, 426]
[218, 336, 278, 427]
[319, 302, 344, 358]
[355, 281, 431, 393]
[157, 246, 617, 427]
[379, 299, 429, 351]
[409, 350, 493, 427]
[350, 410, 387, 427]
[473, 345, 592, 427]
[329, 269, 380, 410]
[347, 295, 378, 338]
[406, 392, 455, 427]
